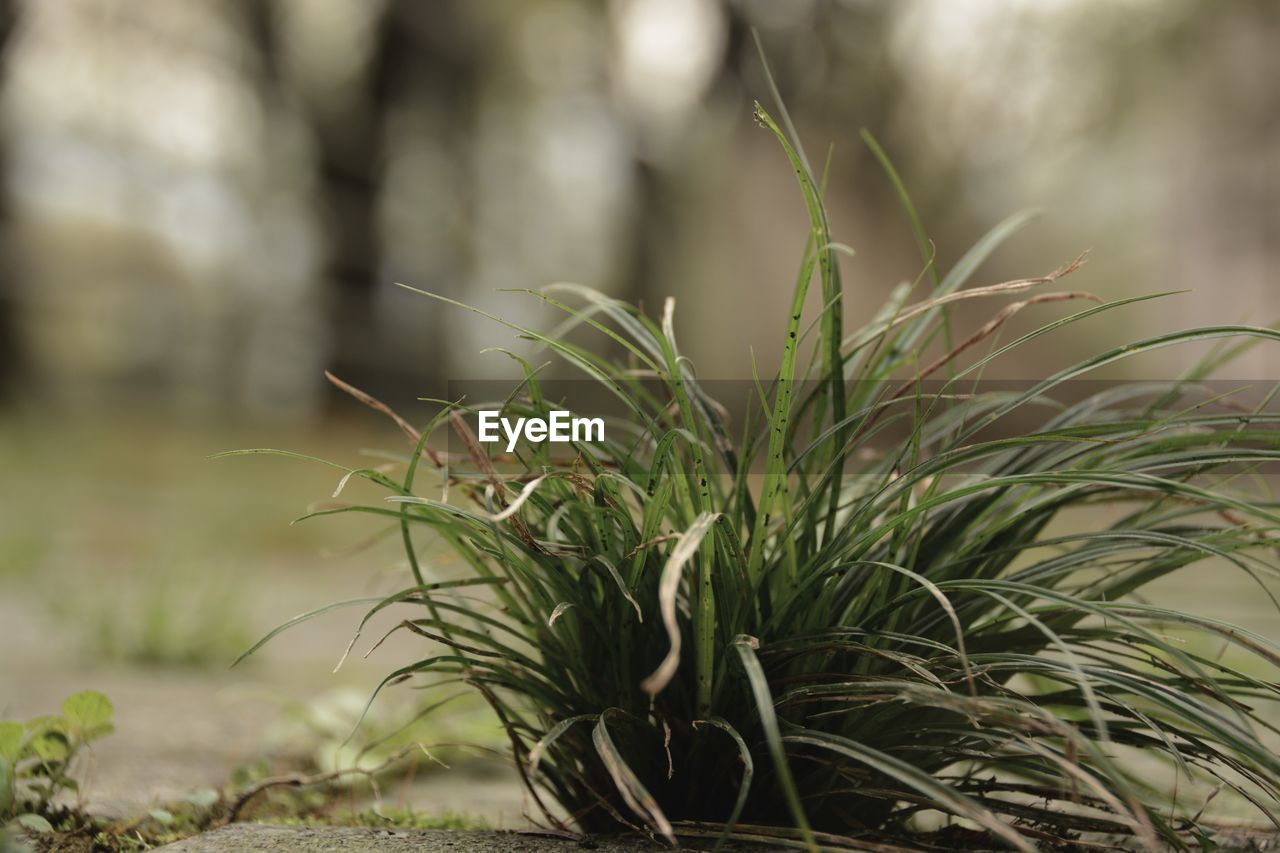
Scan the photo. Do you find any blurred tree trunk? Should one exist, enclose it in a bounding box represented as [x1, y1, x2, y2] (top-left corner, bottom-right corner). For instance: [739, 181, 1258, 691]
[358, 0, 479, 395]
[306, 10, 389, 396]
[237, 0, 383, 394]
[621, 2, 748, 315]
[0, 0, 18, 401]
[240, 0, 479, 404]
[621, 0, 902, 314]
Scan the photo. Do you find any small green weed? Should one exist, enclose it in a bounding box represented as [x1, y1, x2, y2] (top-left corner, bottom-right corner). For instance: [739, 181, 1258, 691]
[1, 691, 113, 820]
[265, 687, 503, 775]
[2, 786, 223, 852]
[82, 572, 253, 670]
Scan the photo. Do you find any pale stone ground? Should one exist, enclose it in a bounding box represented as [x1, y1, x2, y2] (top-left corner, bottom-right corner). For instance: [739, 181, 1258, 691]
[2, 624, 531, 826]
[1, 560, 532, 826]
[156, 825, 677, 852]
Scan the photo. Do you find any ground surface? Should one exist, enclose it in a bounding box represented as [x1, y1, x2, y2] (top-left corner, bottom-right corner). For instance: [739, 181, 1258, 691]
[1, 418, 529, 826]
[155, 825, 676, 852]
[4, 419, 1280, 837]
[140, 823, 1280, 852]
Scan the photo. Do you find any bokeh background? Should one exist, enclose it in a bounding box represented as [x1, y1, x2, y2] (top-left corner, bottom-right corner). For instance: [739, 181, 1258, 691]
[1, 0, 1277, 825]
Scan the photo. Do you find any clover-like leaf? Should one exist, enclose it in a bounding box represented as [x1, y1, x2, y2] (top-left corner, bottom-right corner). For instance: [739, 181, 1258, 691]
[25, 730, 69, 765]
[184, 788, 219, 809]
[22, 717, 64, 739]
[61, 692, 113, 742]
[12, 813, 53, 833]
[0, 723, 22, 764]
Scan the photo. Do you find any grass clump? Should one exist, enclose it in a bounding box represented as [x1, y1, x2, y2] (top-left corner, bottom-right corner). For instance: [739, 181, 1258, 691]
[234, 100, 1280, 850]
[80, 572, 253, 670]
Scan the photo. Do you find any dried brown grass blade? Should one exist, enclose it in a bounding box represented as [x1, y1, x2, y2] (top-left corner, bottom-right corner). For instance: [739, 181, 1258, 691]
[325, 370, 443, 466]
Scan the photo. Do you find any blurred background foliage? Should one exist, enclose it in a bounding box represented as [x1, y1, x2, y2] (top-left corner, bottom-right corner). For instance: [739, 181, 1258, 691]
[0, 0, 1276, 824]
[1, 0, 1277, 418]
